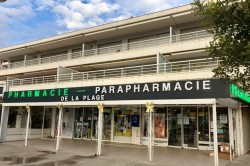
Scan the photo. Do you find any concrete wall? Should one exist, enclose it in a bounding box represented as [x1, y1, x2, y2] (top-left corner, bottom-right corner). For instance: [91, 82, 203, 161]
[1, 38, 211, 77]
[242, 108, 250, 154]
[9, 70, 214, 91]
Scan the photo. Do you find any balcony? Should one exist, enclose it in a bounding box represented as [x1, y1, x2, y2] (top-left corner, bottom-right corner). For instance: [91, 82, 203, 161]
[7, 58, 218, 87]
[0, 30, 212, 73]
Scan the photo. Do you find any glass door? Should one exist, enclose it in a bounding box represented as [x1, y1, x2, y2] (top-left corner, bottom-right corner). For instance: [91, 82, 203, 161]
[74, 108, 84, 139]
[113, 107, 132, 142]
[103, 108, 112, 140]
[168, 107, 182, 146]
[183, 107, 198, 148]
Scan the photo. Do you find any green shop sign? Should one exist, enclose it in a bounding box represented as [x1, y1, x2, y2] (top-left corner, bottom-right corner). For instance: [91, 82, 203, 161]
[230, 84, 250, 103]
[8, 88, 69, 98]
[3, 79, 231, 103]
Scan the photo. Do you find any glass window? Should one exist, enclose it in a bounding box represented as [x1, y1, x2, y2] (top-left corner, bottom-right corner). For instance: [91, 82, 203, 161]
[30, 106, 44, 129]
[91, 108, 98, 139]
[198, 107, 209, 142]
[168, 107, 182, 146]
[154, 108, 167, 138]
[210, 107, 229, 143]
[113, 107, 132, 142]
[103, 108, 112, 140]
[74, 108, 84, 138]
[8, 106, 26, 128]
[43, 108, 52, 129]
[143, 107, 167, 138]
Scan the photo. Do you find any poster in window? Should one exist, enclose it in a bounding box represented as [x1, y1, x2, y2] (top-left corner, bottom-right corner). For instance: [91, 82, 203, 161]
[155, 113, 165, 138]
[132, 115, 140, 127]
[219, 114, 227, 124]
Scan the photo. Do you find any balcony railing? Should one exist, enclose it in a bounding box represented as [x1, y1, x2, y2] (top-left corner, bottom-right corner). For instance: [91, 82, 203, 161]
[7, 58, 219, 86]
[0, 30, 212, 71]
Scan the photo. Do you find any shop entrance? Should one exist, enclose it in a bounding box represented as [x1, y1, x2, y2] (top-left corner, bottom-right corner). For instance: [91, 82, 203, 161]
[168, 106, 198, 148]
[74, 107, 112, 140]
[74, 107, 98, 140]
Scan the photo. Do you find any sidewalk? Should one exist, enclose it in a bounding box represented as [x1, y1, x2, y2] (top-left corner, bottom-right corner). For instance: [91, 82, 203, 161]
[0, 139, 230, 166]
[226, 152, 250, 166]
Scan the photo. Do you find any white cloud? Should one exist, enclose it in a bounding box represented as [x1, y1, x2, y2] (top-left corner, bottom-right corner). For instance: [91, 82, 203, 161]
[34, 0, 191, 31]
[0, 0, 35, 47]
[53, 0, 120, 30]
[0, 0, 193, 47]
[115, 0, 172, 14]
[0, 1, 34, 24]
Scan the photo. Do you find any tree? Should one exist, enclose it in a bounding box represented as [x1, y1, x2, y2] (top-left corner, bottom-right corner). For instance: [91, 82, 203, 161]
[192, 0, 250, 90]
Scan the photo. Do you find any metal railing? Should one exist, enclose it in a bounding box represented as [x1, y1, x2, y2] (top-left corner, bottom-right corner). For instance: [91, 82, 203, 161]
[7, 58, 218, 86]
[1, 30, 212, 71]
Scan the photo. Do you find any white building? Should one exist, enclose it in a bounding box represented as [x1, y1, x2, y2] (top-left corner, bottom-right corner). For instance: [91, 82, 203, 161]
[0, 4, 249, 162]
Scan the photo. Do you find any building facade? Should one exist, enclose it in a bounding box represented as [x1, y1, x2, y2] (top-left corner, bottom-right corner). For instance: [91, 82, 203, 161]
[0, 4, 249, 161]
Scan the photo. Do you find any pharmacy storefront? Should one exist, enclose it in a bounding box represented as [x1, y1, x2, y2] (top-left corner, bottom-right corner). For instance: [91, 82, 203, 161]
[1, 79, 248, 157]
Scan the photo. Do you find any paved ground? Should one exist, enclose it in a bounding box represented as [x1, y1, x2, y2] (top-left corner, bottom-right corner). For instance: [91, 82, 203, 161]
[226, 152, 250, 166]
[0, 139, 240, 166]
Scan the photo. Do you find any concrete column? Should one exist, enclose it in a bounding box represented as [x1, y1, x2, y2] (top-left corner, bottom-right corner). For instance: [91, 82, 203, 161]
[238, 103, 244, 155]
[24, 105, 31, 147]
[213, 104, 219, 166]
[37, 54, 42, 64]
[93, 43, 98, 55]
[228, 108, 233, 161]
[122, 39, 128, 51]
[96, 103, 104, 156]
[67, 49, 72, 59]
[170, 27, 172, 44]
[0, 106, 10, 143]
[56, 105, 63, 151]
[82, 44, 85, 58]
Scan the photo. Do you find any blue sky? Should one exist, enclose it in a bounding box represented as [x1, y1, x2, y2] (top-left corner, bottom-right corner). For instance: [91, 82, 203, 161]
[0, 0, 193, 48]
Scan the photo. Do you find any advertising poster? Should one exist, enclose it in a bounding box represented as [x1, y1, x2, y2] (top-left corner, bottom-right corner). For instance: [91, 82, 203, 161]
[155, 113, 165, 138]
[132, 115, 140, 127]
[219, 114, 228, 124]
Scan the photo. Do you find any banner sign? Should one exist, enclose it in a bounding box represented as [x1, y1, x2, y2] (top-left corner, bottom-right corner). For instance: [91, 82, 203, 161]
[3, 79, 230, 103]
[230, 84, 250, 104]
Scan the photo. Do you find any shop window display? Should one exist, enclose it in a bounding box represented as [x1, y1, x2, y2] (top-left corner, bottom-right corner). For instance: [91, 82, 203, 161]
[144, 108, 167, 139]
[103, 108, 111, 140]
[8, 106, 45, 129]
[198, 107, 209, 142]
[210, 107, 229, 143]
[43, 108, 52, 129]
[183, 107, 198, 148]
[168, 107, 182, 146]
[74, 107, 99, 139]
[113, 107, 132, 142]
[8, 106, 27, 128]
[74, 108, 84, 138]
[30, 106, 44, 129]
[91, 108, 98, 139]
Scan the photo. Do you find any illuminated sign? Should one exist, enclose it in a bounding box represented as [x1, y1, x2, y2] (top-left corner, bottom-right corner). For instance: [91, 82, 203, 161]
[230, 84, 250, 103]
[3, 79, 230, 103]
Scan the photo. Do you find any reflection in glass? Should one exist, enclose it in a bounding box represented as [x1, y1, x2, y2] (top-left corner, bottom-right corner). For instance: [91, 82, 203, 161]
[198, 107, 209, 142]
[168, 107, 182, 146]
[183, 107, 197, 148]
[113, 107, 132, 142]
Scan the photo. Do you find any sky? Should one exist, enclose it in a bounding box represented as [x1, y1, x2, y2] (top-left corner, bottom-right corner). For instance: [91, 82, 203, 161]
[0, 0, 193, 48]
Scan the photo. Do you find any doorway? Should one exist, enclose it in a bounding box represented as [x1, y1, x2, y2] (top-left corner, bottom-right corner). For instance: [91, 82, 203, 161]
[74, 107, 98, 139]
[168, 106, 198, 148]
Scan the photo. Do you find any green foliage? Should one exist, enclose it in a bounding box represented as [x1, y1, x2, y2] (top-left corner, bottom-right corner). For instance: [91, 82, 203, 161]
[192, 0, 250, 90]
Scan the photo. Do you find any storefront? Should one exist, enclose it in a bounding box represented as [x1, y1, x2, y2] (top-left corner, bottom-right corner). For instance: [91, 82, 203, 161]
[1, 79, 248, 156]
